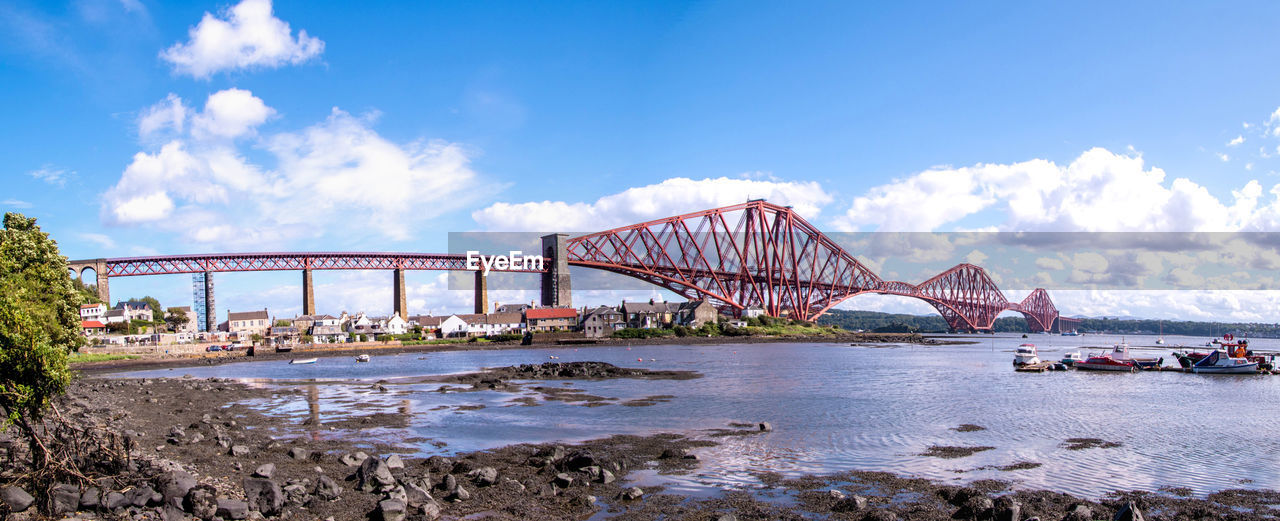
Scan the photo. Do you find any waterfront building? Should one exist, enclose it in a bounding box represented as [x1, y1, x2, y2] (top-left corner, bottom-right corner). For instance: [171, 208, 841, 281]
[581, 306, 625, 337]
[80, 303, 106, 321]
[115, 300, 154, 322]
[525, 307, 578, 332]
[81, 320, 106, 336]
[227, 309, 270, 338]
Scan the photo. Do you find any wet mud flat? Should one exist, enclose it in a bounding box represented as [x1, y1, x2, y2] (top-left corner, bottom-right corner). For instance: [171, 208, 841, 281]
[3, 366, 1280, 520]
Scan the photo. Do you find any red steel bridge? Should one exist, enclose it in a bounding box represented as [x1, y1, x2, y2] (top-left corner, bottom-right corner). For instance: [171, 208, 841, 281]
[69, 200, 1076, 332]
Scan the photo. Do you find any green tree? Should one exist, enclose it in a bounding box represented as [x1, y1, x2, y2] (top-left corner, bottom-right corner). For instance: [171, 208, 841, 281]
[165, 307, 190, 332]
[139, 296, 163, 318]
[0, 213, 85, 468]
[250, 333, 263, 345]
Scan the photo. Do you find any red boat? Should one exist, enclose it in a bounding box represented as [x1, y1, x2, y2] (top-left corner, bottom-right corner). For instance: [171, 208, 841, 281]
[1075, 354, 1139, 372]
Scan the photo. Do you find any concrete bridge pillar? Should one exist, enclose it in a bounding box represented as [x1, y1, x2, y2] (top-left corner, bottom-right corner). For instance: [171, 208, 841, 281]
[540, 234, 571, 308]
[393, 268, 407, 318]
[474, 270, 488, 314]
[302, 269, 315, 316]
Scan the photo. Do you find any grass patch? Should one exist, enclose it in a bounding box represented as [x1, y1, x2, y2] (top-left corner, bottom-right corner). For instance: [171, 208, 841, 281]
[69, 353, 140, 364]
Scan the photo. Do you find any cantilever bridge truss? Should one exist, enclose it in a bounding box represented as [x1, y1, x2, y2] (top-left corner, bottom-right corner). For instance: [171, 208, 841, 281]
[69, 202, 1066, 332]
[565, 200, 1061, 332]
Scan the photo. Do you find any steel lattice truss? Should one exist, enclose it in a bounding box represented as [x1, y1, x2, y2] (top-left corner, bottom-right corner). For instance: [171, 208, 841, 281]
[94, 252, 545, 277]
[565, 200, 1061, 330]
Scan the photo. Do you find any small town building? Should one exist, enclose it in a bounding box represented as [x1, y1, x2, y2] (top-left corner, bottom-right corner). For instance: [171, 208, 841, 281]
[227, 309, 270, 339]
[115, 300, 154, 322]
[525, 307, 578, 332]
[312, 324, 345, 343]
[166, 306, 199, 334]
[81, 320, 106, 336]
[621, 300, 674, 329]
[581, 306, 625, 337]
[80, 303, 106, 321]
[102, 309, 128, 324]
[673, 300, 718, 327]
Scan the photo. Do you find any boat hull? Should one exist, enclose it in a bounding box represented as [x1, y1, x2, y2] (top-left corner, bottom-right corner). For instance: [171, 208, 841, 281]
[1076, 361, 1137, 372]
[1191, 363, 1258, 374]
[289, 358, 317, 365]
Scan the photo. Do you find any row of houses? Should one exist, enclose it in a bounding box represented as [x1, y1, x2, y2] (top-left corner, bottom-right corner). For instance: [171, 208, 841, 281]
[80, 297, 730, 343]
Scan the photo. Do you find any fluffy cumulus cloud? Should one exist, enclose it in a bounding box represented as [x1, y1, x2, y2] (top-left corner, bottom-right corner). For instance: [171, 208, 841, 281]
[837, 147, 1280, 233]
[472, 176, 833, 231]
[101, 89, 482, 247]
[160, 0, 323, 78]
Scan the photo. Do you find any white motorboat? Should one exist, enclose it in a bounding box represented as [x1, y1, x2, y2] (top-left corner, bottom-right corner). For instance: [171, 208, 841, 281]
[1191, 349, 1258, 374]
[355, 354, 371, 363]
[289, 358, 318, 365]
[1060, 352, 1082, 367]
[1014, 344, 1040, 366]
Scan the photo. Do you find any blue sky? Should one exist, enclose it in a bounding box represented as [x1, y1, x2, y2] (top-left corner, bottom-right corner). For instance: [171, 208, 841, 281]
[6, 1, 1280, 321]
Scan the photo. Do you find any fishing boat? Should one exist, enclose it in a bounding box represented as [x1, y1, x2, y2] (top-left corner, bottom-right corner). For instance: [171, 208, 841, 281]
[355, 354, 370, 363]
[1060, 352, 1082, 367]
[1190, 349, 1258, 374]
[1075, 352, 1139, 372]
[1104, 342, 1162, 369]
[1192, 334, 1273, 371]
[1061, 330, 1080, 336]
[1172, 350, 1211, 368]
[289, 358, 318, 365]
[1155, 321, 1165, 345]
[1013, 344, 1040, 366]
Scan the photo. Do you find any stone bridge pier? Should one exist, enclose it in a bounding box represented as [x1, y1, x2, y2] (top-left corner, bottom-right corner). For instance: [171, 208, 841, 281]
[67, 258, 110, 304]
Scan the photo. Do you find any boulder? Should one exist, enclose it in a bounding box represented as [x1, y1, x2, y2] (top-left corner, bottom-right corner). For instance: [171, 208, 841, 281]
[288, 447, 310, 460]
[403, 481, 433, 508]
[1, 486, 35, 513]
[50, 483, 80, 514]
[862, 510, 898, 521]
[468, 466, 498, 486]
[621, 487, 644, 500]
[564, 450, 597, 470]
[359, 456, 396, 492]
[758, 422, 773, 432]
[127, 485, 160, 507]
[1064, 504, 1093, 521]
[314, 475, 342, 501]
[80, 486, 102, 509]
[599, 468, 616, 484]
[229, 444, 251, 457]
[159, 470, 197, 507]
[1114, 501, 1145, 521]
[955, 495, 994, 520]
[828, 490, 846, 501]
[243, 477, 284, 516]
[186, 485, 218, 521]
[339, 451, 367, 467]
[420, 500, 442, 520]
[104, 491, 129, 511]
[386, 485, 407, 505]
[385, 454, 405, 470]
[254, 463, 276, 479]
[993, 496, 1021, 521]
[216, 498, 249, 520]
[379, 498, 406, 521]
[553, 473, 574, 488]
[441, 474, 457, 492]
[832, 494, 868, 513]
[450, 485, 470, 502]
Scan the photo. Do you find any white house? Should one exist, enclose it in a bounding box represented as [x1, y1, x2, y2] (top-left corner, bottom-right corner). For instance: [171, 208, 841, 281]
[439, 315, 469, 338]
[80, 303, 106, 321]
[383, 313, 409, 335]
[102, 309, 128, 324]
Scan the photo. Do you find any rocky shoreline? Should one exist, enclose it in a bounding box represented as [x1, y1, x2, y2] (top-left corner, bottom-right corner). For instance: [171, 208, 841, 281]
[3, 362, 1274, 520]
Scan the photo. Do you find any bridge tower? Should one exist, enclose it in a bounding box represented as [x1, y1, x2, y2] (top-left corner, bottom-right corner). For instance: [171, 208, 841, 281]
[302, 269, 315, 316]
[541, 233, 571, 308]
[474, 271, 488, 314]
[393, 269, 408, 319]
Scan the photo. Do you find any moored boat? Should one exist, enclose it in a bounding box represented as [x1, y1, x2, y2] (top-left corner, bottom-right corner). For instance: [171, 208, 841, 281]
[1060, 352, 1082, 367]
[289, 358, 318, 365]
[355, 354, 371, 363]
[1013, 344, 1040, 366]
[1075, 353, 1139, 372]
[1191, 349, 1259, 374]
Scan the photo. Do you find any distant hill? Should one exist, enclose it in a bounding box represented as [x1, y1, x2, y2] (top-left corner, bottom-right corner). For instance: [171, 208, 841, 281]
[816, 309, 1280, 338]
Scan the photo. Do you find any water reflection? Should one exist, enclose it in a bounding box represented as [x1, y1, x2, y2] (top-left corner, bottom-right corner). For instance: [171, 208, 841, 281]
[118, 334, 1280, 499]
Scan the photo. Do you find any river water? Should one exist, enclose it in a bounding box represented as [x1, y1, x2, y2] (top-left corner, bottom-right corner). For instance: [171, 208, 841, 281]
[118, 333, 1280, 499]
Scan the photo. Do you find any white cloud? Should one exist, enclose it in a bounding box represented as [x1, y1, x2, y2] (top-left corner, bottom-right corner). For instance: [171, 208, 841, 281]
[1217, 152, 1230, 162]
[2, 199, 33, 209]
[963, 249, 988, 265]
[191, 88, 275, 140]
[472, 176, 833, 231]
[102, 90, 484, 247]
[1228, 135, 1245, 147]
[139, 93, 187, 138]
[837, 147, 1278, 233]
[1034, 257, 1064, 270]
[78, 232, 116, 249]
[28, 165, 71, 187]
[160, 0, 323, 79]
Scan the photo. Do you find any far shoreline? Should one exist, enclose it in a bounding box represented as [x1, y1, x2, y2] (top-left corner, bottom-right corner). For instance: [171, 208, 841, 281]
[72, 332, 974, 375]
